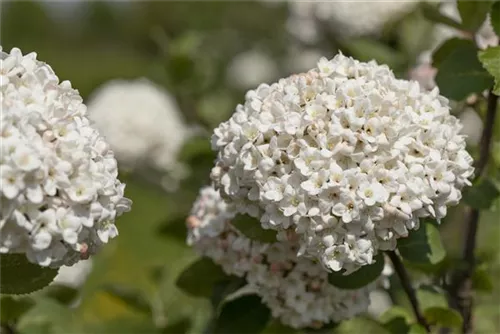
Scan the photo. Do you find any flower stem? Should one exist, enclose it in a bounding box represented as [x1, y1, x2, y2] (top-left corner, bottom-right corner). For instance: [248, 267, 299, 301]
[449, 89, 498, 334]
[387, 251, 430, 332]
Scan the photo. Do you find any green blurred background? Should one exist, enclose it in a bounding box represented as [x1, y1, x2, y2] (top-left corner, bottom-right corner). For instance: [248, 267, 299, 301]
[1, 1, 499, 333]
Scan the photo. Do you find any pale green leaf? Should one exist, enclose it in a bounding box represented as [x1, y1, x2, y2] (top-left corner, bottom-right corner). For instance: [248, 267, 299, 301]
[458, 0, 494, 32]
[478, 46, 500, 95]
[397, 220, 446, 265]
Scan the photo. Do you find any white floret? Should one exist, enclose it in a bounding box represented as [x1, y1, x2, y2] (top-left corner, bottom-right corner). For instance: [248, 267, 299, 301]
[0, 47, 131, 268]
[210, 53, 474, 273]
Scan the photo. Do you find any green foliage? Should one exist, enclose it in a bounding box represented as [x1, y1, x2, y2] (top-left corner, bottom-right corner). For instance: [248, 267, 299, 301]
[408, 324, 427, 334]
[416, 285, 448, 310]
[397, 221, 446, 265]
[341, 39, 406, 70]
[472, 266, 494, 292]
[457, 0, 494, 32]
[463, 177, 500, 210]
[231, 215, 277, 243]
[478, 46, 500, 95]
[176, 258, 228, 298]
[423, 307, 463, 329]
[421, 2, 463, 31]
[0, 296, 35, 324]
[380, 306, 413, 334]
[36, 285, 79, 306]
[213, 295, 270, 334]
[333, 317, 391, 334]
[101, 284, 152, 315]
[491, 2, 500, 36]
[0, 254, 59, 295]
[435, 39, 493, 100]
[15, 298, 76, 334]
[328, 253, 385, 289]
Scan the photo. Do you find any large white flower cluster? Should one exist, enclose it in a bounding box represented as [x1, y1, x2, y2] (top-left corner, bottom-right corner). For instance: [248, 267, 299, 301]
[187, 186, 380, 329]
[0, 47, 131, 268]
[286, 0, 417, 42]
[87, 79, 192, 191]
[210, 53, 474, 273]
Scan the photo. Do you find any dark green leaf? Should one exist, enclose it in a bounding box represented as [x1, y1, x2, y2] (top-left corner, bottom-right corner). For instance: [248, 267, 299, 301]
[432, 38, 471, 68]
[328, 253, 385, 289]
[397, 220, 446, 265]
[213, 294, 270, 334]
[211, 278, 247, 309]
[463, 177, 500, 210]
[478, 46, 500, 95]
[435, 39, 493, 100]
[157, 216, 188, 243]
[0, 254, 58, 295]
[101, 284, 152, 315]
[263, 321, 300, 334]
[458, 0, 494, 32]
[472, 266, 494, 292]
[380, 306, 413, 333]
[175, 257, 228, 298]
[423, 306, 463, 328]
[333, 317, 391, 334]
[161, 317, 191, 334]
[231, 214, 277, 243]
[0, 296, 35, 323]
[421, 2, 463, 31]
[39, 285, 79, 306]
[491, 2, 500, 37]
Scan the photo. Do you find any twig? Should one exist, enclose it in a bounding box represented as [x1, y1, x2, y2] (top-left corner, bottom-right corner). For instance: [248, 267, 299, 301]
[449, 89, 498, 334]
[387, 251, 431, 332]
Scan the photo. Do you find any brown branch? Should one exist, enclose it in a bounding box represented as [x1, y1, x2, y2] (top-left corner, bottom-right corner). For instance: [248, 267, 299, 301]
[449, 89, 498, 334]
[387, 251, 431, 332]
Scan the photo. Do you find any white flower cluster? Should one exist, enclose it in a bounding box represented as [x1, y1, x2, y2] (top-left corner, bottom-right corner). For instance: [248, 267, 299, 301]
[287, 0, 417, 43]
[0, 47, 131, 268]
[210, 53, 474, 273]
[87, 79, 192, 191]
[227, 50, 279, 91]
[187, 186, 379, 329]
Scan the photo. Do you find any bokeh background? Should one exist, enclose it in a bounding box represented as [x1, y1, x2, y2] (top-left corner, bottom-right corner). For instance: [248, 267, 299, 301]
[1, 1, 499, 333]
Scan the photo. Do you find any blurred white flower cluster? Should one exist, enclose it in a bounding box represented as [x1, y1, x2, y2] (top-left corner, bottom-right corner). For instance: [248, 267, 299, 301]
[87, 79, 192, 191]
[187, 186, 383, 329]
[227, 49, 279, 91]
[210, 53, 474, 273]
[286, 0, 417, 42]
[0, 47, 131, 268]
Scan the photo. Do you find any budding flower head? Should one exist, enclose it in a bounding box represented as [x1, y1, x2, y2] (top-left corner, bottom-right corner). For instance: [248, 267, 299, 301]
[210, 53, 474, 273]
[0, 47, 132, 268]
[187, 186, 380, 329]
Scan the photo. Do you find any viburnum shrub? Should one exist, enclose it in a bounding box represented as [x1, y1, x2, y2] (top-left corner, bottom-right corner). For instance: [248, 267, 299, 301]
[0, 47, 131, 293]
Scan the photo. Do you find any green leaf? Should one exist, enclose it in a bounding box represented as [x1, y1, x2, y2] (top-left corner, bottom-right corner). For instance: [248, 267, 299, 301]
[213, 294, 270, 334]
[478, 46, 500, 95]
[0, 295, 35, 324]
[161, 317, 191, 334]
[175, 257, 228, 298]
[38, 285, 79, 306]
[231, 214, 277, 243]
[491, 2, 500, 37]
[0, 254, 58, 295]
[101, 283, 152, 315]
[211, 278, 247, 310]
[432, 38, 471, 68]
[423, 306, 463, 329]
[458, 0, 493, 32]
[263, 321, 300, 334]
[16, 298, 75, 334]
[178, 136, 214, 164]
[408, 324, 427, 334]
[380, 306, 414, 333]
[397, 220, 446, 265]
[333, 317, 391, 334]
[157, 216, 188, 243]
[421, 2, 463, 31]
[328, 253, 385, 289]
[463, 177, 500, 210]
[435, 39, 493, 100]
[416, 285, 448, 310]
[472, 266, 494, 292]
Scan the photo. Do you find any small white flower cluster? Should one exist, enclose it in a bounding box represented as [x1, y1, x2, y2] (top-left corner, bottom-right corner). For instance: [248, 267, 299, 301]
[210, 53, 474, 273]
[0, 47, 131, 268]
[187, 186, 379, 329]
[87, 79, 192, 191]
[286, 0, 417, 43]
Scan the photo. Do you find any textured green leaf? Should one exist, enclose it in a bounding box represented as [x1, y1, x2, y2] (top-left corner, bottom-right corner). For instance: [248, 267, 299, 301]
[478, 46, 500, 95]
[328, 253, 385, 289]
[416, 285, 448, 310]
[213, 294, 270, 334]
[333, 317, 391, 334]
[458, 0, 494, 32]
[231, 214, 277, 243]
[423, 306, 463, 328]
[175, 257, 228, 298]
[421, 2, 463, 31]
[435, 39, 493, 100]
[0, 295, 35, 323]
[432, 38, 471, 67]
[463, 177, 500, 210]
[0, 254, 58, 295]
[491, 2, 500, 37]
[101, 283, 152, 315]
[397, 221, 446, 265]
